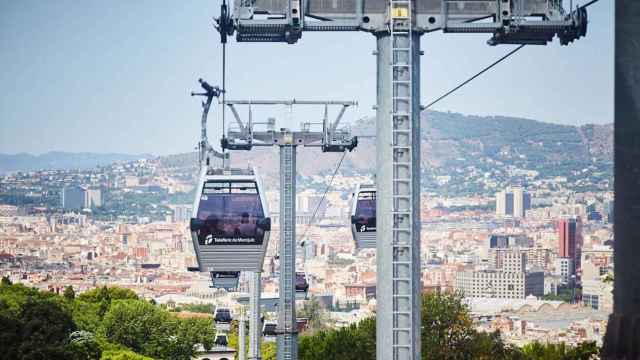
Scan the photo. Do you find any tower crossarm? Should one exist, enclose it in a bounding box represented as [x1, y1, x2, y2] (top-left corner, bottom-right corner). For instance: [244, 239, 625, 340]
[229, 0, 588, 45]
[221, 99, 358, 152]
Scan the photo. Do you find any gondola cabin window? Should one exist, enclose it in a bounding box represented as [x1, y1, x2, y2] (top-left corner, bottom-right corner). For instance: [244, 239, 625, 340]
[196, 181, 267, 245]
[354, 191, 376, 232]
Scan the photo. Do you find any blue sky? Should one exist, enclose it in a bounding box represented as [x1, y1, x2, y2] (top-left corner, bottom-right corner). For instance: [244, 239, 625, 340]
[0, 1, 613, 155]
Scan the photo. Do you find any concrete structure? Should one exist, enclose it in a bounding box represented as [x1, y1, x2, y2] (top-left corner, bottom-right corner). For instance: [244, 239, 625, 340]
[457, 252, 544, 299]
[582, 278, 613, 312]
[558, 217, 583, 274]
[86, 188, 101, 208]
[173, 204, 192, 222]
[488, 234, 531, 249]
[496, 187, 531, 218]
[581, 246, 613, 312]
[555, 257, 574, 285]
[603, 4, 640, 355]
[61, 185, 101, 210]
[489, 247, 553, 271]
[61, 185, 85, 210]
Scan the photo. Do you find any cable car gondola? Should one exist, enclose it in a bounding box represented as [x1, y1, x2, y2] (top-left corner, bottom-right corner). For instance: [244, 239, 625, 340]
[213, 306, 232, 323]
[262, 321, 277, 337]
[350, 183, 376, 249]
[210, 271, 240, 290]
[214, 333, 229, 347]
[190, 167, 271, 273]
[295, 272, 309, 299]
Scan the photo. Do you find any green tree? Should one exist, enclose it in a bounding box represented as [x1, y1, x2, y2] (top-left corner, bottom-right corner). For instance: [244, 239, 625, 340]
[519, 341, 599, 360]
[166, 317, 215, 358]
[78, 286, 138, 303]
[176, 303, 213, 314]
[99, 300, 174, 358]
[298, 296, 332, 333]
[17, 297, 77, 359]
[0, 298, 21, 359]
[68, 330, 102, 360]
[261, 341, 277, 360]
[71, 300, 103, 333]
[421, 291, 478, 360]
[100, 349, 154, 360]
[78, 286, 138, 318]
[64, 285, 76, 300]
[1, 276, 11, 286]
[298, 317, 375, 360]
[99, 299, 208, 360]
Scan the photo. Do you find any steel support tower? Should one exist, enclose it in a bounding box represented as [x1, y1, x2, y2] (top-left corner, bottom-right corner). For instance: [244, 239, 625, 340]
[239, 308, 247, 360]
[221, 100, 357, 360]
[212, 2, 589, 357]
[278, 143, 297, 360]
[375, 5, 422, 355]
[249, 271, 262, 360]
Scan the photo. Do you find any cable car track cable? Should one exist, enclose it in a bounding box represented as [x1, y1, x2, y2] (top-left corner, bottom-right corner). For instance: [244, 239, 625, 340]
[424, 0, 601, 110]
[424, 44, 526, 110]
[299, 151, 348, 242]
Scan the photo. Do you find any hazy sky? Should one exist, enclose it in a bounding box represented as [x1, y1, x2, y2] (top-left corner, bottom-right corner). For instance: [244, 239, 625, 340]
[0, 1, 613, 155]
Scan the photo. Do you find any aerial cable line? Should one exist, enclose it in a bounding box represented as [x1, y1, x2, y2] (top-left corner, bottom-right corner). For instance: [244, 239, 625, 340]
[424, 0, 601, 110]
[299, 151, 348, 243]
[580, 0, 601, 8]
[424, 44, 526, 110]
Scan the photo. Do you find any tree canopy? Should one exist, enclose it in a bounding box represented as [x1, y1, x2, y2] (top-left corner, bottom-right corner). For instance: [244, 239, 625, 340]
[0, 282, 600, 360]
[0, 282, 214, 360]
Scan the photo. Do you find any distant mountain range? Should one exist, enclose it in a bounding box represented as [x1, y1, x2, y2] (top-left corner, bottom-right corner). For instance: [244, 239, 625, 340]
[0, 152, 151, 174]
[1, 111, 613, 187]
[156, 110, 613, 191]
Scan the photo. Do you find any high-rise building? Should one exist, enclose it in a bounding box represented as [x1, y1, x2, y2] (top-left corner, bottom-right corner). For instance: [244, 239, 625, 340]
[489, 247, 554, 271]
[558, 217, 583, 273]
[554, 257, 574, 284]
[61, 185, 101, 210]
[495, 187, 531, 218]
[61, 186, 85, 210]
[581, 246, 614, 311]
[173, 204, 192, 222]
[85, 188, 101, 208]
[488, 234, 531, 249]
[604, 200, 614, 224]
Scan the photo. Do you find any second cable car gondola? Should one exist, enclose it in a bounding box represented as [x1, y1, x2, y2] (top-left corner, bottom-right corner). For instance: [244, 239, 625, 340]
[190, 167, 271, 273]
[213, 306, 232, 323]
[350, 183, 376, 249]
[214, 333, 229, 347]
[295, 272, 309, 299]
[262, 321, 277, 337]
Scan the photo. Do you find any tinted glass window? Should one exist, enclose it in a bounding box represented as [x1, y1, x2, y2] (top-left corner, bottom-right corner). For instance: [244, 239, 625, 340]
[196, 181, 266, 245]
[354, 191, 376, 232]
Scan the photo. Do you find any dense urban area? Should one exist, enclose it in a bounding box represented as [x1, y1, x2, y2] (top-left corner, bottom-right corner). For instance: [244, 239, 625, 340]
[0, 112, 614, 359]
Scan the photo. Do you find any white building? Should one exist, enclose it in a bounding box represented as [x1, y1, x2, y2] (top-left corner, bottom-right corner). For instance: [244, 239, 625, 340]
[495, 187, 531, 218]
[173, 204, 192, 222]
[456, 251, 544, 299]
[554, 257, 574, 284]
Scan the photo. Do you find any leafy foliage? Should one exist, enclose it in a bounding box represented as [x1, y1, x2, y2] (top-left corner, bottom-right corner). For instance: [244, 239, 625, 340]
[100, 349, 154, 360]
[64, 285, 77, 300]
[296, 292, 599, 360]
[0, 282, 601, 360]
[172, 303, 214, 314]
[0, 283, 214, 360]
